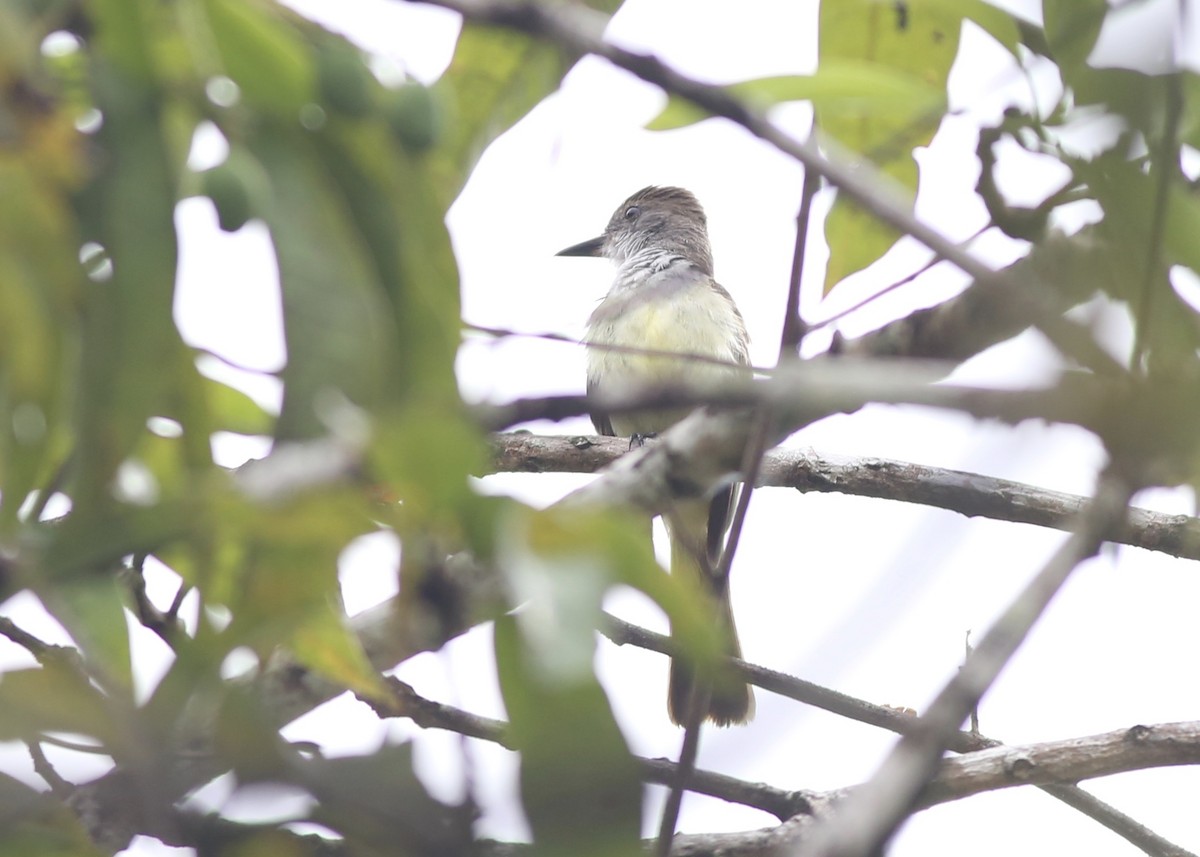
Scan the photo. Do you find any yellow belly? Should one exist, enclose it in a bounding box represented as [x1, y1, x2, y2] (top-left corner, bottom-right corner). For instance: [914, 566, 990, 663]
[586, 283, 745, 436]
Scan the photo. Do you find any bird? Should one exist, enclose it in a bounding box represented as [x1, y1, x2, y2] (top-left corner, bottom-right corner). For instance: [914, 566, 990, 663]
[557, 186, 754, 726]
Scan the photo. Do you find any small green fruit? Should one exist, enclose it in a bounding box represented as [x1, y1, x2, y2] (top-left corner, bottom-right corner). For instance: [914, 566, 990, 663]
[202, 163, 251, 232]
[200, 150, 269, 233]
[386, 82, 442, 152]
[317, 42, 375, 118]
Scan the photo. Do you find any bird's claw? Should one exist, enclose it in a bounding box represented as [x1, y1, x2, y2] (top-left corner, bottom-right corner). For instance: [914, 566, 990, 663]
[628, 432, 658, 450]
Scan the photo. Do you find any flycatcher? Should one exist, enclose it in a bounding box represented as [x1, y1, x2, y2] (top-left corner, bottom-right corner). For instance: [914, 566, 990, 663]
[557, 186, 754, 726]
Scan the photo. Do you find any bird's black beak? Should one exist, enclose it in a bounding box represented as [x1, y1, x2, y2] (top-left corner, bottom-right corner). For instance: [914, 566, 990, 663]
[555, 236, 605, 257]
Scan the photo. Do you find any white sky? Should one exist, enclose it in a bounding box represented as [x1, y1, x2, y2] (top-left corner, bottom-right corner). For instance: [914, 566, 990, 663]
[5, 1, 1200, 855]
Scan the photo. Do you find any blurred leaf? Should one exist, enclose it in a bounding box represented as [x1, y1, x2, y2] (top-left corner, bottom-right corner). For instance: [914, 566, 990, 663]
[310, 113, 488, 555]
[491, 505, 728, 854]
[649, 61, 945, 131]
[38, 575, 133, 694]
[91, 0, 159, 80]
[0, 771, 50, 828]
[1072, 152, 1200, 368]
[0, 771, 103, 857]
[1180, 72, 1200, 150]
[0, 778, 103, 857]
[504, 503, 725, 678]
[193, 371, 275, 437]
[201, 0, 315, 119]
[219, 830, 310, 857]
[290, 601, 387, 699]
[0, 17, 83, 529]
[0, 162, 78, 532]
[221, 485, 380, 696]
[1042, 0, 1107, 74]
[312, 120, 461, 405]
[0, 661, 120, 745]
[960, 0, 1022, 55]
[494, 614, 641, 857]
[302, 743, 473, 857]
[247, 128, 400, 441]
[71, 61, 182, 517]
[214, 683, 296, 782]
[430, 0, 625, 204]
[1066, 67, 1173, 147]
[370, 410, 485, 543]
[818, 0, 964, 292]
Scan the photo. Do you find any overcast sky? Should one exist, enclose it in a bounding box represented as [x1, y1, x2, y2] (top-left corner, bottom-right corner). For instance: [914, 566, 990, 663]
[8, 1, 1200, 855]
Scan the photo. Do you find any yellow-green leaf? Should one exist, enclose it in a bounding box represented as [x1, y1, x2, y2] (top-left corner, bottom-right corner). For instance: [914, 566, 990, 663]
[818, 0, 964, 292]
[650, 61, 946, 131]
[291, 602, 387, 699]
[202, 0, 314, 120]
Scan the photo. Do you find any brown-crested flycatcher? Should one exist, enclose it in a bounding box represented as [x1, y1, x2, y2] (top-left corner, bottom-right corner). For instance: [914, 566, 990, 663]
[557, 186, 754, 726]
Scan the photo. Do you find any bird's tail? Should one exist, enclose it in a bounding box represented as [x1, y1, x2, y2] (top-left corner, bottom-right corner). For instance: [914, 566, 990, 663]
[665, 504, 754, 727]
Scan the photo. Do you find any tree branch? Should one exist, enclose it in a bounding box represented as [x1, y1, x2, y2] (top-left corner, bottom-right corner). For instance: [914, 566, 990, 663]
[359, 644, 1200, 857]
[489, 433, 1200, 560]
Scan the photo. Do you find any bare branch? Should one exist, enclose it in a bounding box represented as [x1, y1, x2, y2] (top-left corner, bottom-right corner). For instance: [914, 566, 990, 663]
[489, 433, 1200, 560]
[921, 722, 1200, 808]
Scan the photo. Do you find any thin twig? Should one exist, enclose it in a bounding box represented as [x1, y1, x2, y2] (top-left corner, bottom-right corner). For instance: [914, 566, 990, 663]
[805, 225, 987, 336]
[0, 616, 87, 673]
[781, 164, 821, 354]
[465, 322, 772, 374]
[655, 688, 710, 856]
[28, 740, 73, 798]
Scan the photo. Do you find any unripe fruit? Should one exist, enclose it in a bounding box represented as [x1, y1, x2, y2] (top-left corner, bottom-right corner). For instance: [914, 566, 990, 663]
[386, 82, 442, 152]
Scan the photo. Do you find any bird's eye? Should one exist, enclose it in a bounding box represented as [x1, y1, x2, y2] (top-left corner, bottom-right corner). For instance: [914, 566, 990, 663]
[624, 205, 640, 220]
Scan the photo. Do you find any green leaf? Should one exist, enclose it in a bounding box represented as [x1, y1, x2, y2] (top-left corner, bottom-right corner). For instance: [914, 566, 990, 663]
[0, 662, 121, 745]
[960, 0, 1023, 55]
[311, 121, 462, 406]
[72, 62, 182, 517]
[818, 0, 965, 292]
[0, 158, 77, 533]
[201, 0, 315, 120]
[0, 770, 104, 857]
[649, 62, 946, 131]
[302, 744, 473, 855]
[494, 614, 641, 857]
[247, 128, 400, 441]
[1071, 153, 1200, 368]
[197, 371, 275, 437]
[0, 777, 104, 857]
[430, 0, 626, 204]
[290, 601, 387, 699]
[38, 576, 133, 695]
[90, 0, 158, 80]
[214, 683, 296, 783]
[221, 486, 377, 693]
[1042, 0, 1107, 73]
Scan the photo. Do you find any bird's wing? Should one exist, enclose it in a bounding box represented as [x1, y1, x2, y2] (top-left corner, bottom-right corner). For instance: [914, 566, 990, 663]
[586, 373, 616, 437]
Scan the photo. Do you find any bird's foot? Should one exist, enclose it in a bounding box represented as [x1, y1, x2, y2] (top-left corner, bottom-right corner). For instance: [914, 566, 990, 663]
[628, 432, 658, 450]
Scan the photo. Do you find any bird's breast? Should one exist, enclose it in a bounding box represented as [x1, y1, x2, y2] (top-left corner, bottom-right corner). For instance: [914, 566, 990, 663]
[584, 272, 747, 435]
